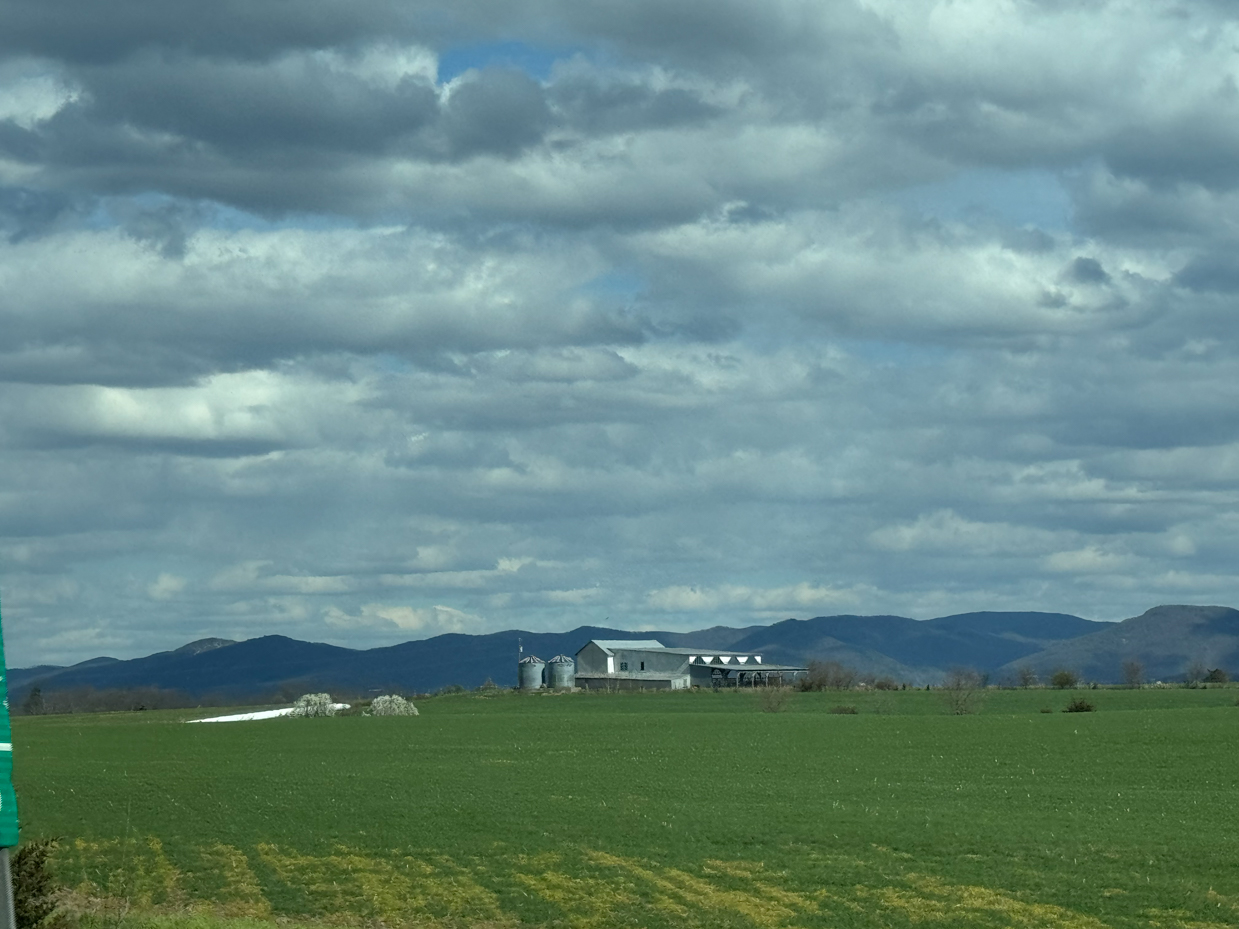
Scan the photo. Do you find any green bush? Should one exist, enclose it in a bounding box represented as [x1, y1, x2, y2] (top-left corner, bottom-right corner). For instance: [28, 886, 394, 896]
[1050, 669, 1079, 689]
[829, 705, 858, 715]
[13, 838, 60, 929]
[1064, 698, 1095, 713]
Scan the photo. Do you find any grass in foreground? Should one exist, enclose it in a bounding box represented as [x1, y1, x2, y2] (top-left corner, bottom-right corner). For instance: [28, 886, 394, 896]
[14, 688, 1239, 929]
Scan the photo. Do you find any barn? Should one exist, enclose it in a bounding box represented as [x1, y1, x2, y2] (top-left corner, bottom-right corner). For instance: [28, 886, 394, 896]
[574, 639, 806, 690]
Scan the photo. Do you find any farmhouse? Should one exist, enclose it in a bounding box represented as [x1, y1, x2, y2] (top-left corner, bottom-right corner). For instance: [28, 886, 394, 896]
[574, 639, 807, 690]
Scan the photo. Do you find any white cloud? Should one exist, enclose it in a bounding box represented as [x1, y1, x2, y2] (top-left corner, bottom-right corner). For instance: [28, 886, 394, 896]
[147, 573, 186, 600]
[323, 603, 480, 632]
[0, 59, 80, 129]
[1042, 547, 1136, 575]
[645, 582, 869, 613]
[869, 510, 1060, 556]
[543, 588, 603, 604]
[209, 562, 353, 595]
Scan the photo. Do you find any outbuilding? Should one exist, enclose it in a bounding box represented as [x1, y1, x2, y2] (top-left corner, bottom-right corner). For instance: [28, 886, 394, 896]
[574, 639, 806, 690]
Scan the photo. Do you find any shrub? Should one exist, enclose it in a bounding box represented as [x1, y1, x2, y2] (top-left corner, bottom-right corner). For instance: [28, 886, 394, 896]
[872, 678, 898, 691]
[1204, 668, 1229, 684]
[1050, 669, 1079, 689]
[14, 684, 205, 715]
[800, 660, 858, 691]
[829, 705, 858, 714]
[758, 687, 792, 713]
[370, 695, 419, 716]
[13, 838, 60, 929]
[290, 693, 337, 717]
[1064, 698, 1095, 713]
[1039, 707, 1053, 713]
[941, 667, 986, 715]
[1184, 661, 1208, 685]
[20, 687, 44, 716]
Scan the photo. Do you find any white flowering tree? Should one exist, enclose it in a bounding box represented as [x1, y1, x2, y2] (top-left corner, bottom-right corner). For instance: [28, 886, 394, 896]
[290, 693, 337, 717]
[369, 695, 419, 716]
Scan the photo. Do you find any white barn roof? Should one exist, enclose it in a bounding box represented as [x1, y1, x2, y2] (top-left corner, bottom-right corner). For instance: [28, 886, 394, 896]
[587, 639, 666, 654]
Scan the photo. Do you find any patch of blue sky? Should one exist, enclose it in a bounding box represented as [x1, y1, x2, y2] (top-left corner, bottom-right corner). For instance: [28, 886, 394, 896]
[578, 269, 646, 300]
[895, 168, 1073, 232]
[373, 353, 415, 375]
[437, 40, 584, 83]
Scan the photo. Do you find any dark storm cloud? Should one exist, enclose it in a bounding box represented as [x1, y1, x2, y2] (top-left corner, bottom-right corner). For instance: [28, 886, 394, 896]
[1065, 257, 1110, 285]
[0, 185, 84, 240]
[80, 53, 442, 155]
[548, 71, 722, 134]
[439, 68, 551, 158]
[0, 0, 414, 63]
[0, 64, 558, 215]
[1173, 250, 1239, 294]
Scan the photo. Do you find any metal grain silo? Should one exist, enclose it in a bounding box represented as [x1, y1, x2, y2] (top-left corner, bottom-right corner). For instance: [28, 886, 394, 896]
[546, 654, 575, 690]
[518, 655, 546, 690]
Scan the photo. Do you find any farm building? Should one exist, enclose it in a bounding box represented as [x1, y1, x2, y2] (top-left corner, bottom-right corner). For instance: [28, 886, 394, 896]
[574, 639, 807, 690]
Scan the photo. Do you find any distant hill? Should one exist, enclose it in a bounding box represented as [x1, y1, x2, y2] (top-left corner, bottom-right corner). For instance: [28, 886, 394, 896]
[9, 665, 72, 692]
[720, 612, 1105, 681]
[172, 638, 236, 656]
[7, 609, 1134, 701]
[11, 606, 1236, 701]
[997, 605, 1239, 682]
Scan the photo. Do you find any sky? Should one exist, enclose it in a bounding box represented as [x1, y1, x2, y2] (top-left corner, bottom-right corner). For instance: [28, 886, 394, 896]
[3, 0, 1239, 667]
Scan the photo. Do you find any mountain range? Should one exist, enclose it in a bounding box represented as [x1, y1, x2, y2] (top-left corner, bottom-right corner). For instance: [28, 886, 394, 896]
[10, 605, 1237, 702]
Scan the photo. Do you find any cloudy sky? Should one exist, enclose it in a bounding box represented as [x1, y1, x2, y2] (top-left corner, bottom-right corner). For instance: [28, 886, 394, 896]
[3, 0, 1239, 666]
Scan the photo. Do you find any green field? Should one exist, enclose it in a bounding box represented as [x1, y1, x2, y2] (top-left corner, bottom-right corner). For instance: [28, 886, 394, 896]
[14, 687, 1239, 929]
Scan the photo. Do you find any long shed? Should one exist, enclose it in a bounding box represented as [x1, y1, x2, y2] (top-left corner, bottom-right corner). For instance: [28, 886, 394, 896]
[574, 639, 805, 690]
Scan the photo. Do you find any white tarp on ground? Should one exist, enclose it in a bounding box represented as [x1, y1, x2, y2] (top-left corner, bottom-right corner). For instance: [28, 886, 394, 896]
[187, 704, 349, 723]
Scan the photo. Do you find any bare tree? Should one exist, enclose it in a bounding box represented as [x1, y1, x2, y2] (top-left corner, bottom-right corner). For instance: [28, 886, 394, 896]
[1185, 661, 1207, 685]
[16, 684, 206, 715]
[800, 660, 859, 691]
[758, 686, 793, 713]
[1016, 666, 1038, 689]
[941, 667, 986, 715]
[1122, 660, 1144, 689]
[20, 687, 44, 715]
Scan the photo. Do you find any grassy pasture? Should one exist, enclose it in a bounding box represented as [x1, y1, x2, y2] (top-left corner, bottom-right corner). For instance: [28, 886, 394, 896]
[13, 687, 1239, 929]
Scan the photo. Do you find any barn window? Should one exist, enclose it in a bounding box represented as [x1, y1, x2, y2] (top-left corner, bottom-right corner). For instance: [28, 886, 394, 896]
[640, 661, 645, 670]
[619, 662, 628, 671]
